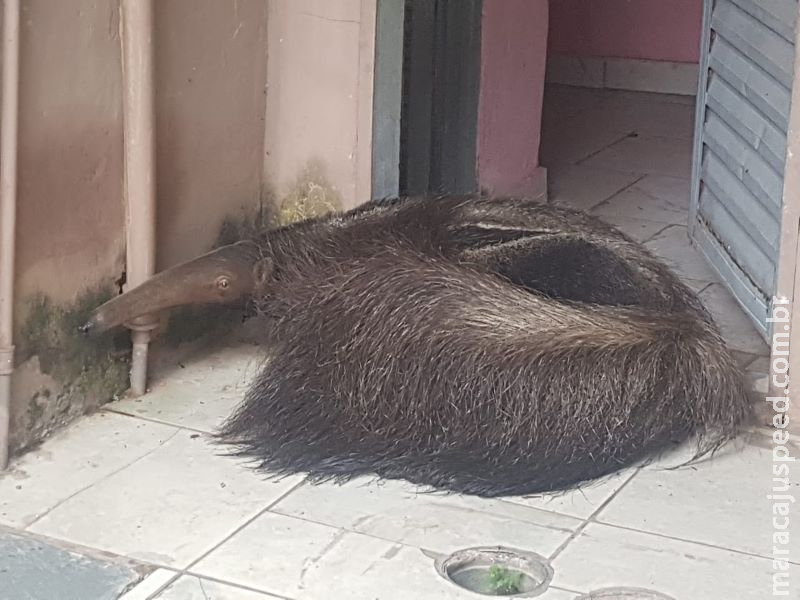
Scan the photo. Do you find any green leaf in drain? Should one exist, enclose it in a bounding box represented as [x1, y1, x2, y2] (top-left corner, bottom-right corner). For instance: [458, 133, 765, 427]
[487, 565, 524, 595]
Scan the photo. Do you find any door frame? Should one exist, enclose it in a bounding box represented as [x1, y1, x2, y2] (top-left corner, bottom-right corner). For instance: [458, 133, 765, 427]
[371, 0, 405, 200]
[371, 0, 483, 198]
[773, 9, 800, 433]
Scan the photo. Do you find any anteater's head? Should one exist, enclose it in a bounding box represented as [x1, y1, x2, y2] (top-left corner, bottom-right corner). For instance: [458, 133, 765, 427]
[80, 240, 272, 335]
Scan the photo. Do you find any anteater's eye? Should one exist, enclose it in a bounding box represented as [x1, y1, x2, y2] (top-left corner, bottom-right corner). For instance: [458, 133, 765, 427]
[217, 276, 231, 290]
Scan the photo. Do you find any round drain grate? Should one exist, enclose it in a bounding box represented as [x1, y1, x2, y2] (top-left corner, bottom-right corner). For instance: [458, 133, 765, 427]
[435, 546, 553, 597]
[576, 588, 676, 600]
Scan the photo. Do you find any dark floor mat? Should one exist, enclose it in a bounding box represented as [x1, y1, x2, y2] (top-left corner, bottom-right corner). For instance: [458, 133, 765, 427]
[0, 530, 144, 600]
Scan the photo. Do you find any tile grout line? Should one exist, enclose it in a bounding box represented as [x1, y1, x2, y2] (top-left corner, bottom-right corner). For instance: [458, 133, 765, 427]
[140, 478, 311, 600]
[148, 573, 294, 600]
[546, 460, 800, 567]
[547, 467, 642, 563]
[156, 491, 590, 598]
[102, 407, 214, 436]
[738, 354, 760, 371]
[641, 222, 680, 244]
[575, 162, 688, 182]
[638, 132, 696, 142]
[141, 568, 184, 599]
[586, 173, 648, 211]
[589, 519, 800, 566]
[23, 429, 183, 530]
[117, 568, 181, 600]
[588, 448, 800, 566]
[259, 506, 486, 556]
[697, 281, 715, 294]
[170, 572, 296, 600]
[493, 498, 599, 527]
[262, 482, 585, 541]
[551, 584, 585, 595]
[140, 480, 309, 599]
[574, 131, 637, 166]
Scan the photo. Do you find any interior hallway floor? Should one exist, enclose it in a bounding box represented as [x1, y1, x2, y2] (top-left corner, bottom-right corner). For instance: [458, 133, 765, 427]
[0, 86, 797, 600]
[542, 83, 771, 384]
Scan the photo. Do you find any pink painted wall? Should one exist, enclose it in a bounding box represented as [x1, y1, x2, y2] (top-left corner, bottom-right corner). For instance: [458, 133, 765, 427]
[549, 0, 703, 64]
[477, 0, 549, 197]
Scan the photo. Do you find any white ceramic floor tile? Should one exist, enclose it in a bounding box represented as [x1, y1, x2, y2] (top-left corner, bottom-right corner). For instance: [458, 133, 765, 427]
[548, 165, 642, 211]
[605, 57, 699, 96]
[0, 413, 178, 528]
[119, 569, 179, 600]
[564, 101, 695, 141]
[155, 576, 277, 600]
[600, 88, 698, 108]
[504, 469, 638, 520]
[746, 427, 800, 456]
[700, 284, 770, 355]
[645, 225, 720, 282]
[683, 278, 714, 293]
[533, 590, 577, 600]
[581, 135, 693, 179]
[536, 588, 578, 600]
[730, 350, 760, 368]
[597, 444, 798, 562]
[552, 523, 800, 600]
[193, 512, 480, 599]
[546, 55, 606, 90]
[746, 355, 770, 374]
[111, 344, 261, 433]
[592, 187, 688, 226]
[540, 122, 631, 168]
[542, 84, 607, 127]
[271, 478, 578, 556]
[594, 215, 667, 242]
[633, 174, 691, 206]
[28, 430, 303, 568]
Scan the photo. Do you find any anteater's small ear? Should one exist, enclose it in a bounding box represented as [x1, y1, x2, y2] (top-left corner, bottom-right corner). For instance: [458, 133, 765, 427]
[252, 257, 274, 295]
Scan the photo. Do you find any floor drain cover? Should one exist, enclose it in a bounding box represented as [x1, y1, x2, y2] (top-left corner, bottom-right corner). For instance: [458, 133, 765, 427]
[576, 588, 676, 600]
[435, 546, 552, 597]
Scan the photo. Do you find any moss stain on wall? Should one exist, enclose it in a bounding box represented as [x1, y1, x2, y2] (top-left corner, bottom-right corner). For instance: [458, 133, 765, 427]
[273, 159, 342, 226]
[161, 160, 343, 346]
[11, 288, 131, 453]
[11, 160, 345, 454]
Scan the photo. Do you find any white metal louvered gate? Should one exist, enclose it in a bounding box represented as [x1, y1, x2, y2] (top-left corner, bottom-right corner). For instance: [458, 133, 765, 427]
[690, 0, 798, 338]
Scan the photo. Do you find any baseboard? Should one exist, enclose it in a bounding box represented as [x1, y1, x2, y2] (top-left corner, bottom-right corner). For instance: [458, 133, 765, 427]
[546, 54, 699, 96]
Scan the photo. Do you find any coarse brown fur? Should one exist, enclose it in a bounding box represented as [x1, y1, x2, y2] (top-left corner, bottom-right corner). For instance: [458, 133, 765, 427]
[85, 195, 753, 497]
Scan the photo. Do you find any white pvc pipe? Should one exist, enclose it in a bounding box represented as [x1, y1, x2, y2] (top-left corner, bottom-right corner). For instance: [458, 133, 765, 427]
[121, 0, 158, 396]
[0, 0, 20, 470]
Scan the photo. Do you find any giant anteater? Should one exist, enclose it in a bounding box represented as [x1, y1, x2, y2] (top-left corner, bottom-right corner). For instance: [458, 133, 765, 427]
[83, 195, 752, 497]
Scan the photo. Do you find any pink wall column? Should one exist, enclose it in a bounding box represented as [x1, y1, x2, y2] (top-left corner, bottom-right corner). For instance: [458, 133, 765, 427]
[477, 0, 549, 197]
[549, 0, 703, 64]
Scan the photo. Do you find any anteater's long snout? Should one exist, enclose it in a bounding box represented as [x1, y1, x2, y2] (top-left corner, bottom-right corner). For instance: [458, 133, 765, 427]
[80, 241, 264, 336]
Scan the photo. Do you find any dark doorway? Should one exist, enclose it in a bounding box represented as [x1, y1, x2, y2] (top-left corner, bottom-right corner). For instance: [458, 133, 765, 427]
[399, 0, 483, 196]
